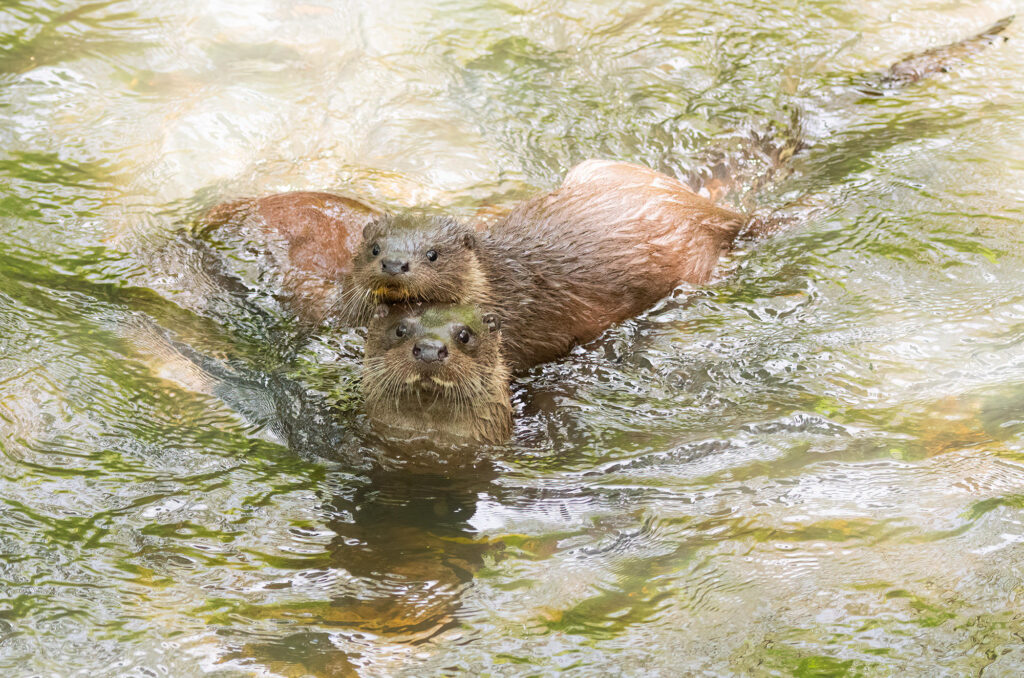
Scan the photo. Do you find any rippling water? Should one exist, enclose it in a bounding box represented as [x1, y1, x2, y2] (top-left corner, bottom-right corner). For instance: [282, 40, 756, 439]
[2, 0, 1024, 675]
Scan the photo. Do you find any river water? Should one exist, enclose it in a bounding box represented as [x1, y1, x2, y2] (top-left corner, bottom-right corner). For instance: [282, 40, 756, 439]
[2, 1, 1024, 675]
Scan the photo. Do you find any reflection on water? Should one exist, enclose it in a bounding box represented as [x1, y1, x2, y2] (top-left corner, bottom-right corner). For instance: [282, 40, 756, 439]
[2, 0, 1024, 675]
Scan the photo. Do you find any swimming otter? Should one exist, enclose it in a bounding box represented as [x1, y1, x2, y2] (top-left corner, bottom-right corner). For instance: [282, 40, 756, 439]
[199, 16, 1012, 349]
[355, 159, 750, 372]
[363, 303, 512, 444]
[351, 16, 1015, 371]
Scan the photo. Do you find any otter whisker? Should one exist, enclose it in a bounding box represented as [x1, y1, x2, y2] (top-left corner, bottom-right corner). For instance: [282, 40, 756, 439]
[336, 283, 376, 325]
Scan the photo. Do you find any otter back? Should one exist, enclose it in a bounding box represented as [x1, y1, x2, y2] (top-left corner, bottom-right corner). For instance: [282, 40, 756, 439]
[203, 191, 379, 324]
[480, 160, 748, 370]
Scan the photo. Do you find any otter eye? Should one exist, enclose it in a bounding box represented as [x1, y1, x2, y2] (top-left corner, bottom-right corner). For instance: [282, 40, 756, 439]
[426, 249, 438, 262]
[395, 324, 408, 338]
[371, 243, 380, 257]
[457, 328, 471, 344]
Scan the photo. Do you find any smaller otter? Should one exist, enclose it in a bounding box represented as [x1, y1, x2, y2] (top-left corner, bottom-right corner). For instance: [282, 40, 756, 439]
[350, 14, 1016, 373]
[363, 303, 512, 444]
[351, 211, 489, 314]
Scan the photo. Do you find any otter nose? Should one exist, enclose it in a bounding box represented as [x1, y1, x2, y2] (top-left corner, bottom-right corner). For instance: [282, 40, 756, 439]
[412, 339, 448, 363]
[381, 259, 410, 275]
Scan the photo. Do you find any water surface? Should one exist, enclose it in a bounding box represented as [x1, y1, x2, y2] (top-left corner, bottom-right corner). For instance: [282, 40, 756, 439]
[1, 0, 1024, 675]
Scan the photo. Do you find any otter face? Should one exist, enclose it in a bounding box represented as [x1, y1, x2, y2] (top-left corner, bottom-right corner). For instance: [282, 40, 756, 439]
[365, 303, 501, 396]
[353, 213, 480, 309]
[363, 303, 510, 443]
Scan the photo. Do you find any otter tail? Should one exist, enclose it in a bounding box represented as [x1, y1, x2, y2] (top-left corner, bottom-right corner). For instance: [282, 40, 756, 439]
[689, 16, 1013, 197]
[870, 15, 1013, 90]
[705, 15, 1013, 238]
[684, 109, 807, 207]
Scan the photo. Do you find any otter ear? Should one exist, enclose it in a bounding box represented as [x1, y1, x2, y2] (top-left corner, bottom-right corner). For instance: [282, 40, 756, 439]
[363, 214, 388, 241]
[462, 232, 477, 250]
[482, 312, 501, 333]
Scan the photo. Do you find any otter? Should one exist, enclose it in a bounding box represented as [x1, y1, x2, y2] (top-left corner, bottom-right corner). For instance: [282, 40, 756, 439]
[187, 17, 1014, 445]
[355, 159, 750, 372]
[363, 303, 512, 444]
[199, 18, 1011, 344]
[350, 16, 1015, 372]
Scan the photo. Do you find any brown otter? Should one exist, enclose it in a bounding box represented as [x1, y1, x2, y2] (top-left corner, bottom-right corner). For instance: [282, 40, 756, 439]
[202, 191, 380, 324]
[350, 16, 1016, 372]
[197, 16, 1011, 342]
[363, 303, 512, 444]
[198, 19, 1011, 343]
[355, 159, 751, 372]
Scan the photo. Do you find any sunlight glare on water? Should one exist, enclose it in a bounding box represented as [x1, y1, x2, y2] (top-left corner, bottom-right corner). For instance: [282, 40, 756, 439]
[1, 0, 1024, 675]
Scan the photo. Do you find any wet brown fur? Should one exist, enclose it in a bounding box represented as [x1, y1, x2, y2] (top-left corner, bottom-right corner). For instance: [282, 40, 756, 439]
[353, 16, 1015, 373]
[203, 191, 380, 324]
[187, 17, 1013, 444]
[197, 16, 1012, 342]
[363, 304, 512, 444]
[353, 212, 492, 319]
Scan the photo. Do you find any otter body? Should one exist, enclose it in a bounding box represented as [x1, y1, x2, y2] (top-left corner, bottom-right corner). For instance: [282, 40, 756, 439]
[203, 191, 379, 324]
[357, 160, 749, 372]
[198, 16, 1012, 341]
[187, 16, 1014, 444]
[363, 304, 512, 444]
[486, 160, 749, 368]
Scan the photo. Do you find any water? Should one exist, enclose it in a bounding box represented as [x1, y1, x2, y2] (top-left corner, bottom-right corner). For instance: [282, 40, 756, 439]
[2, 0, 1024, 675]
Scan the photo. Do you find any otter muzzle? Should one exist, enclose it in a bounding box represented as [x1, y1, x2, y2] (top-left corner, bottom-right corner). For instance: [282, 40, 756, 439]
[412, 339, 448, 363]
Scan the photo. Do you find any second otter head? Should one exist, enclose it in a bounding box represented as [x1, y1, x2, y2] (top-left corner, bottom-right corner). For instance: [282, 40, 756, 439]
[363, 303, 512, 445]
[353, 213, 488, 311]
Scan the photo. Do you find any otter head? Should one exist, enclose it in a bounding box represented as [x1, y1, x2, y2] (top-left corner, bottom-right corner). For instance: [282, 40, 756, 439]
[352, 213, 488, 314]
[363, 303, 512, 445]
